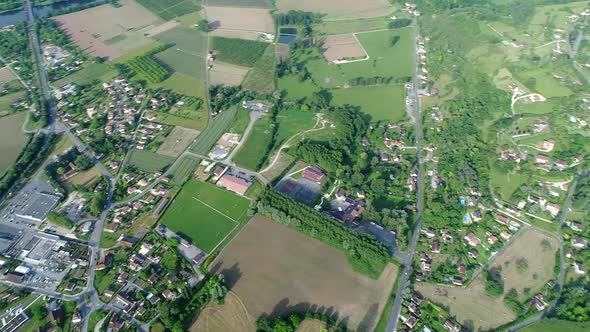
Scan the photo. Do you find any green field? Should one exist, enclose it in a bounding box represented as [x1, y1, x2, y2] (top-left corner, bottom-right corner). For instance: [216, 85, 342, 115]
[53, 63, 117, 86]
[316, 16, 391, 35]
[517, 68, 573, 98]
[190, 106, 238, 154]
[304, 28, 414, 87]
[521, 319, 590, 332]
[206, 0, 272, 7]
[331, 84, 406, 122]
[153, 72, 207, 98]
[127, 149, 175, 172]
[0, 112, 29, 175]
[210, 37, 269, 67]
[169, 155, 199, 185]
[278, 75, 319, 101]
[514, 98, 558, 115]
[153, 27, 207, 79]
[274, 108, 317, 145]
[159, 179, 250, 252]
[135, 0, 200, 20]
[233, 115, 273, 170]
[489, 163, 529, 200]
[242, 44, 276, 94]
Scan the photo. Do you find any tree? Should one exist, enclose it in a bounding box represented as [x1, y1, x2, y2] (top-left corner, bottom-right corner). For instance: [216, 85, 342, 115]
[197, 19, 209, 32]
[206, 275, 228, 304]
[160, 251, 179, 272]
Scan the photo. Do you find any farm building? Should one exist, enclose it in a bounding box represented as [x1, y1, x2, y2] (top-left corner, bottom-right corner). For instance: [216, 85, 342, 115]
[217, 174, 252, 195]
[302, 166, 326, 183]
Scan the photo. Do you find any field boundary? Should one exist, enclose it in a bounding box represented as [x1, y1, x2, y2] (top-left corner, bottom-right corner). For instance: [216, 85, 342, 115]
[192, 196, 239, 224]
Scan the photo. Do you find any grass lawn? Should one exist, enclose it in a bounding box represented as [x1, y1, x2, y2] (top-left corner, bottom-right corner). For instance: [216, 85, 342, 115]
[233, 115, 273, 170]
[514, 98, 558, 115]
[521, 319, 590, 332]
[331, 84, 406, 122]
[148, 106, 208, 131]
[0, 91, 25, 111]
[0, 112, 29, 176]
[489, 164, 529, 200]
[159, 179, 250, 252]
[274, 108, 317, 145]
[242, 44, 276, 94]
[153, 27, 207, 79]
[127, 149, 175, 172]
[155, 48, 206, 80]
[518, 68, 572, 98]
[278, 74, 319, 101]
[153, 72, 207, 98]
[304, 28, 414, 87]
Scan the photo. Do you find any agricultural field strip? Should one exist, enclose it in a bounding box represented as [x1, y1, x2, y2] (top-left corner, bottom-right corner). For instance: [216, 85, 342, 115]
[192, 196, 239, 224]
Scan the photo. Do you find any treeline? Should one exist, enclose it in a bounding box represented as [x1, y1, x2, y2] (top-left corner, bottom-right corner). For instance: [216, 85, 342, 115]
[253, 189, 390, 278]
[89, 176, 109, 216]
[257, 311, 349, 332]
[127, 55, 170, 83]
[552, 281, 590, 322]
[0, 0, 21, 13]
[274, 10, 322, 26]
[349, 76, 410, 86]
[0, 134, 57, 198]
[46, 211, 73, 229]
[389, 18, 412, 29]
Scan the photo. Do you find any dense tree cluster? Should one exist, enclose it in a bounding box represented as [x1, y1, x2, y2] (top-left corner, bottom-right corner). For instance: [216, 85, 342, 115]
[388, 18, 412, 29]
[46, 211, 74, 229]
[273, 10, 322, 26]
[552, 282, 590, 322]
[257, 312, 349, 332]
[253, 189, 390, 278]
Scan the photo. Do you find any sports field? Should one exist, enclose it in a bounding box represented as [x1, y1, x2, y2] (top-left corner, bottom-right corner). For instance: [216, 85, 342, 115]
[0, 112, 29, 175]
[331, 85, 406, 122]
[276, 0, 393, 19]
[127, 149, 175, 172]
[156, 126, 200, 157]
[209, 215, 398, 331]
[159, 179, 250, 252]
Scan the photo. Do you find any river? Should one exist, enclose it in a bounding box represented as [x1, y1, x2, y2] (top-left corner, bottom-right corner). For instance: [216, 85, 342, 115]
[0, 0, 107, 26]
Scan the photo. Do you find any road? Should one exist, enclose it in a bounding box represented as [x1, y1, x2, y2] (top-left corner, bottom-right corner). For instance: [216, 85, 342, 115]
[385, 19, 424, 332]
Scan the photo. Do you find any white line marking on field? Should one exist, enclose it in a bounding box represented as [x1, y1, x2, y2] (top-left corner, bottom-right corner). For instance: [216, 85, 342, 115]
[192, 196, 238, 224]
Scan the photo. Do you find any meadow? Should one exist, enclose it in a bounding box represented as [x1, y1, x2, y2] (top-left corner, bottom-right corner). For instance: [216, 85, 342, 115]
[232, 116, 273, 170]
[152, 72, 207, 98]
[521, 319, 590, 332]
[331, 85, 406, 122]
[159, 179, 250, 252]
[302, 28, 414, 87]
[168, 155, 199, 186]
[0, 112, 29, 175]
[190, 106, 238, 155]
[209, 214, 398, 331]
[127, 149, 175, 172]
[210, 37, 269, 67]
[242, 44, 276, 94]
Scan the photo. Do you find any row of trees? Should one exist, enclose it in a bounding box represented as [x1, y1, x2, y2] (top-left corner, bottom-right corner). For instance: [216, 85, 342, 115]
[257, 312, 349, 332]
[273, 10, 322, 26]
[253, 189, 390, 278]
[46, 211, 74, 229]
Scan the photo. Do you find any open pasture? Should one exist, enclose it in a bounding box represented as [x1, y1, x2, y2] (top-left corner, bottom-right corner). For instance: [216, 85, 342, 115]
[209, 61, 250, 87]
[190, 291, 256, 332]
[489, 229, 558, 300]
[153, 73, 207, 99]
[321, 33, 367, 63]
[53, 0, 161, 59]
[136, 0, 200, 21]
[0, 112, 29, 175]
[416, 277, 516, 331]
[209, 214, 398, 332]
[206, 6, 274, 33]
[276, 0, 393, 19]
[127, 149, 175, 172]
[331, 85, 406, 122]
[156, 126, 200, 157]
[159, 179, 250, 252]
[232, 116, 272, 170]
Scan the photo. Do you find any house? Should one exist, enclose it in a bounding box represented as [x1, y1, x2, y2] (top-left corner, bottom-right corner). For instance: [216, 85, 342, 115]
[468, 249, 479, 259]
[443, 320, 460, 332]
[500, 231, 512, 240]
[541, 139, 555, 151]
[571, 222, 583, 232]
[546, 202, 560, 217]
[527, 195, 545, 205]
[423, 228, 436, 238]
[531, 294, 547, 311]
[118, 236, 137, 248]
[566, 247, 574, 259]
[162, 289, 176, 301]
[464, 232, 479, 247]
[555, 160, 568, 171]
[470, 210, 482, 222]
[72, 313, 81, 324]
[458, 265, 467, 275]
[105, 289, 114, 297]
[571, 237, 587, 249]
[431, 241, 441, 254]
[488, 235, 498, 245]
[302, 166, 326, 183]
[421, 261, 431, 272]
[118, 272, 129, 283]
[495, 214, 509, 226]
[405, 315, 418, 328]
[336, 188, 346, 198]
[452, 276, 463, 286]
[213, 166, 225, 177]
[139, 242, 153, 256]
[535, 155, 551, 164]
[217, 174, 252, 195]
[573, 262, 586, 275]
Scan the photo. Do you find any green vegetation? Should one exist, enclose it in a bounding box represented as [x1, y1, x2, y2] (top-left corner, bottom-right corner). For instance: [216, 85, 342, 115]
[46, 211, 74, 229]
[242, 44, 276, 94]
[0, 112, 29, 175]
[254, 189, 390, 279]
[135, 0, 200, 20]
[127, 55, 170, 83]
[211, 37, 269, 67]
[207, 0, 273, 7]
[159, 179, 250, 252]
[233, 116, 273, 170]
[521, 319, 590, 332]
[169, 156, 199, 185]
[127, 149, 175, 172]
[190, 106, 238, 155]
[331, 85, 406, 122]
[257, 312, 345, 332]
[485, 270, 504, 298]
[551, 283, 590, 322]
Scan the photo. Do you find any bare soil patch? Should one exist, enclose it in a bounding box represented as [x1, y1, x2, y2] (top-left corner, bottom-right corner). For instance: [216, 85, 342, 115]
[321, 34, 366, 63]
[209, 214, 398, 332]
[416, 277, 516, 331]
[53, 0, 161, 59]
[489, 229, 558, 300]
[156, 126, 200, 157]
[0, 67, 17, 83]
[209, 62, 250, 87]
[67, 166, 101, 188]
[190, 291, 256, 332]
[206, 6, 274, 33]
[276, 0, 393, 19]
